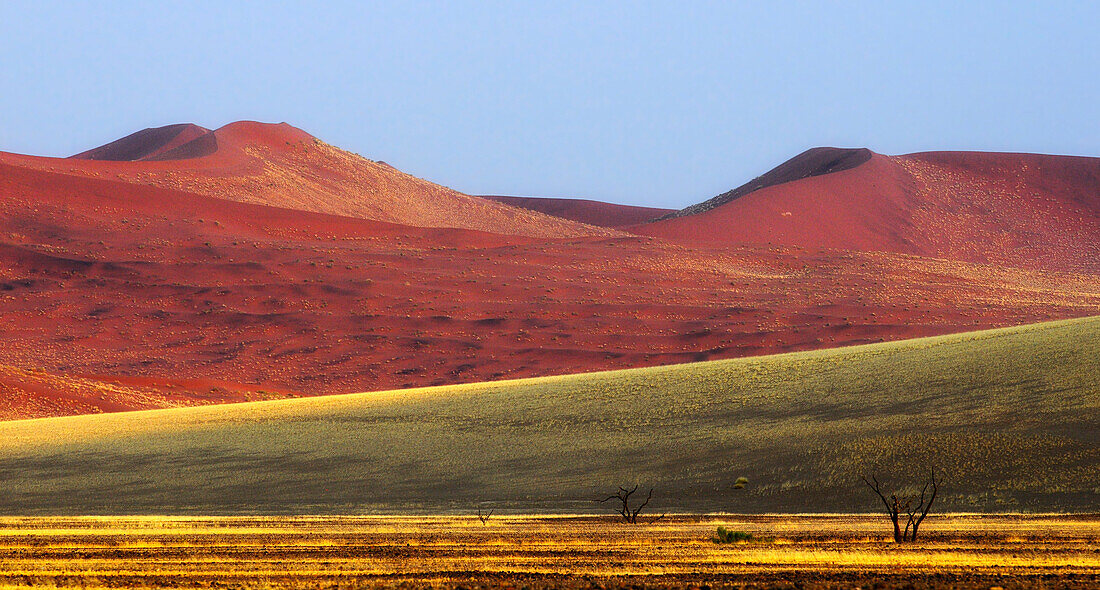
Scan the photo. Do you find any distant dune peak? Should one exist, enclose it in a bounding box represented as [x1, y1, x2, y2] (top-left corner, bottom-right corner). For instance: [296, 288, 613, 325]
[70, 121, 321, 163]
[43, 120, 614, 239]
[637, 148, 1100, 273]
[136, 121, 316, 161]
[662, 146, 874, 220]
[72, 123, 211, 161]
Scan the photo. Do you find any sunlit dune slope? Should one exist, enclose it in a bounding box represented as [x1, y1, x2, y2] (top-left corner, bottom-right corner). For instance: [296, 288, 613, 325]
[1, 316, 1095, 514]
[5, 121, 612, 238]
[484, 195, 675, 227]
[0, 364, 297, 420]
[0, 365, 179, 419]
[638, 150, 1100, 272]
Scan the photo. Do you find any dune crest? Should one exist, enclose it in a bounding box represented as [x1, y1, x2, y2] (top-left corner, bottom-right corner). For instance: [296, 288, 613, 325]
[661, 147, 873, 219]
[72, 123, 212, 161]
[31, 121, 616, 238]
[639, 149, 1100, 272]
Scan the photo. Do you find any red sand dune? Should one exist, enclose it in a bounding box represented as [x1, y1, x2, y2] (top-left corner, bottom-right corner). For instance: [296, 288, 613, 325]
[0, 125, 1098, 419]
[484, 195, 674, 227]
[0, 365, 297, 421]
[72, 123, 212, 161]
[13, 121, 612, 239]
[637, 149, 1100, 273]
[658, 147, 873, 220]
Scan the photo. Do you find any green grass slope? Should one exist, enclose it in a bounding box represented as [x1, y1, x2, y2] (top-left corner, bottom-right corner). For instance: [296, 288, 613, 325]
[0, 316, 1097, 515]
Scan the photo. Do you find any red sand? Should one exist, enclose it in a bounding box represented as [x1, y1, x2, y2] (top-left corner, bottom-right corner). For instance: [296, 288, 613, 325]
[0, 126, 1098, 419]
[484, 196, 674, 227]
[0, 365, 298, 421]
[659, 147, 873, 220]
[33, 122, 613, 239]
[637, 150, 1100, 273]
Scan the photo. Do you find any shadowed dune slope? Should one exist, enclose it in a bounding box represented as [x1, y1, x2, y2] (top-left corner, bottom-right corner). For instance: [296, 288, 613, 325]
[72, 124, 211, 161]
[637, 150, 1100, 273]
[0, 316, 1095, 514]
[484, 195, 675, 227]
[146, 129, 219, 160]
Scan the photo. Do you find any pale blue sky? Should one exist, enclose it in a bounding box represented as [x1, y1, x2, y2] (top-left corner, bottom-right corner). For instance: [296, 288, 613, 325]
[1, 1, 1096, 207]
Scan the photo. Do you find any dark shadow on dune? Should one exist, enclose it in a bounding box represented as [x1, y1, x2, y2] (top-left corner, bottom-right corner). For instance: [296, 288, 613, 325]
[71, 123, 211, 161]
[484, 195, 676, 227]
[660, 147, 873, 220]
[146, 131, 218, 161]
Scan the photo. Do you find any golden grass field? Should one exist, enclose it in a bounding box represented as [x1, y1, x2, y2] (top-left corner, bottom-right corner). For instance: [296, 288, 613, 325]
[0, 515, 1096, 589]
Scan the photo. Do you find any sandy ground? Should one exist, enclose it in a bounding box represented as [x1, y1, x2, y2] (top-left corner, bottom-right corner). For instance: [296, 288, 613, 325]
[0, 514, 1095, 588]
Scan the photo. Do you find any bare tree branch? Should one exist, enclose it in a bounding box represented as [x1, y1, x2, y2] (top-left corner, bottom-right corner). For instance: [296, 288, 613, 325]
[477, 508, 493, 524]
[910, 467, 938, 541]
[863, 467, 942, 543]
[630, 488, 653, 522]
[598, 485, 655, 524]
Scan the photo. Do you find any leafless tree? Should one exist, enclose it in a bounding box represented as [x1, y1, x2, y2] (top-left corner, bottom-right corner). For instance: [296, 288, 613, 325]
[861, 467, 939, 543]
[476, 507, 493, 525]
[902, 468, 938, 541]
[861, 474, 905, 542]
[598, 485, 663, 524]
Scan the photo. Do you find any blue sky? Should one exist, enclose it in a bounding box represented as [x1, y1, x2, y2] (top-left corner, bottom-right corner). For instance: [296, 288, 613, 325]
[1, 1, 1096, 208]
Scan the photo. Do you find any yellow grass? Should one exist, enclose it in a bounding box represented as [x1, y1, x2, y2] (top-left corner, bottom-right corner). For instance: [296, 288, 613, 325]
[0, 515, 1096, 588]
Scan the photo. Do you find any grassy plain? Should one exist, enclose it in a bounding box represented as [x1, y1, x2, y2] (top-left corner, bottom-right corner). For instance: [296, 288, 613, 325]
[0, 515, 1096, 589]
[0, 316, 1097, 514]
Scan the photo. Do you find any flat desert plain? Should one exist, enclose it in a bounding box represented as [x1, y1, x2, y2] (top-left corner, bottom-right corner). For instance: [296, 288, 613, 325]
[0, 515, 1096, 589]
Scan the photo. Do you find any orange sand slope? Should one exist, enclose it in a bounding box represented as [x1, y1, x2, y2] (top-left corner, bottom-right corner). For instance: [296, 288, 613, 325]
[9, 121, 611, 238]
[639, 149, 1100, 273]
